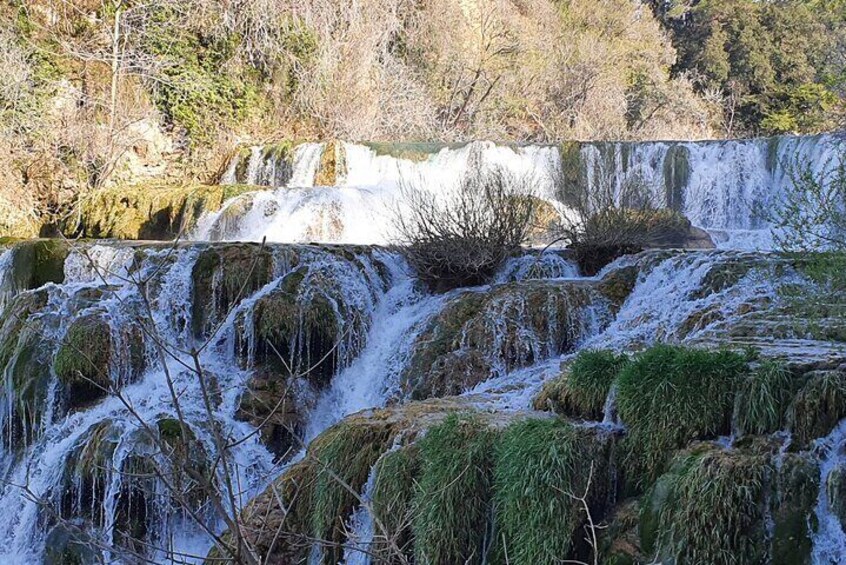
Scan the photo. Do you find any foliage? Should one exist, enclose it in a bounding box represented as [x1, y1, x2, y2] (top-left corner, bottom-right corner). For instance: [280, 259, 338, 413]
[372, 445, 420, 558]
[616, 345, 748, 487]
[786, 370, 846, 446]
[733, 360, 797, 436]
[493, 418, 613, 564]
[649, 0, 845, 135]
[393, 166, 537, 291]
[533, 349, 629, 420]
[412, 414, 497, 564]
[646, 448, 771, 564]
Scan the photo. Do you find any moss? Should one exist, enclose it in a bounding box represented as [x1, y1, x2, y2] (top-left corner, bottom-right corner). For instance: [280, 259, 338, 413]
[54, 314, 113, 408]
[493, 418, 615, 564]
[60, 420, 119, 526]
[772, 453, 818, 564]
[533, 350, 629, 420]
[0, 299, 53, 449]
[314, 141, 346, 186]
[616, 345, 748, 488]
[362, 142, 464, 162]
[44, 524, 99, 565]
[557, 141, 586, 206]
[235, 372, 303, 461]
[787, 370, 846, 446]
[597, 265, 640, 309]
[645, 447, 771, 565]
[734, 360, 798, 436]
[191, 243, 276, 338]
[662, 144, 690, 211]
[372, 445, 420, 559]
[73, 183, 265, 240]
[413, 414, 497, 565]
[114, 453, 156, 555]
[599, 499, 647, 565]
[6, 239, 68, 290]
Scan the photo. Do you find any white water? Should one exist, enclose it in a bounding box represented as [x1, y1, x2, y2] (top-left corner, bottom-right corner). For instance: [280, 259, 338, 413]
[199, 134, 843, 251]
[0, 237, 842, 563]
[812, 420, 846, 564]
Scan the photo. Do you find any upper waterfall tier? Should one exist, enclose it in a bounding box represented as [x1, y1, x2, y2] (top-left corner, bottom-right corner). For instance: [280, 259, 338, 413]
[196, 134, 844, 250]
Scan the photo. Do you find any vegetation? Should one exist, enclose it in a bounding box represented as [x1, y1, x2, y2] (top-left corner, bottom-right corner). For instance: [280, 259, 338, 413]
[493, 418, 614, 564]
[54, 315, 113, 408]
[533, 349, 630, 420]
[734, 360, 797, 436]
[616, 345, 748, 487]
[644, 448, 771, 564]
[787, 370, 846, 446]
[412, 414, 497, 564]
[393, 167, 537, 291]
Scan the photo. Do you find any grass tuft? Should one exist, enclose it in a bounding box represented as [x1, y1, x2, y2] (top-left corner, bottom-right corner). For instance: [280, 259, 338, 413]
[412, 414, 497, 565]
[734, 360, 797, 436]
[786, 370, 846, 446]
[493, 418, 614, 564]
[616, 345, 748, 487]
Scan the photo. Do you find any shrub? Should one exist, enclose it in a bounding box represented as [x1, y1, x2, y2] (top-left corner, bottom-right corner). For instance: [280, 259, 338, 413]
[559, 173, 698, 275]
[393, 166, 537, 292]
[533, 349, 629, 420]
[616, 345, 748, 487]
[412, 414, 497, 564]
[494, 418, 615, 564]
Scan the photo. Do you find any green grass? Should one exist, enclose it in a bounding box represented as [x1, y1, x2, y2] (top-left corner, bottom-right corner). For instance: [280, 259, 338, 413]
[372, 445, 420, 559]
[616, 345, 748, 487]
[787, 370, 846, 446]
[493, 418, 614, 564]
[310, 419, 394, 563]
[412, 414, 497, 565]
[734, 360, 797, 435]
[534, 349, 629, 420]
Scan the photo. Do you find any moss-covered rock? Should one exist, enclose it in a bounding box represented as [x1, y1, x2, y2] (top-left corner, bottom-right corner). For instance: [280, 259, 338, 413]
[43, 524, 99, 565]
[787, 370, 846, 447]
[314, 141, 346, 186]
[372, 444, 420, 560]
[235, 371, 305, 461]
[532, 349, 629, 420]
[54, 315, 113, 408]
[403, 281, 608, 400]
[616, 345, 748, 488]
[59, 420, 120, 527]
[73, 183, 264, 240]
[4, 239, 68, 292]
[773, 453, 819, 564]
[599, 499, 647, 565]
[192, 243, 278, 338]
[597, 265, 640, 309]
[642, 446, 771, 565]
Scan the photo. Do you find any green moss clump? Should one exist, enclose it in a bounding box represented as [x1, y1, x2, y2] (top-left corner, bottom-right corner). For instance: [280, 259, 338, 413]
[533, 350, 629, 420]
[734, 360, 798, 436]
[54, 315, 112, 408]
[493, 418, 614, 564]
[372, 445, 420, 559]
[310, 418, 395, 563]
[644, 448, 771, 565]
[787, 370, 846, 446]
[616, 345, 748, 487]
[413, 414, 497, 565]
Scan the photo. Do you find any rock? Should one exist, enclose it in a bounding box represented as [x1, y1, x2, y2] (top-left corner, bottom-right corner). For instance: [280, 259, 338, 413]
[54, 315, 114, 409]
[826, 463, 846, 533]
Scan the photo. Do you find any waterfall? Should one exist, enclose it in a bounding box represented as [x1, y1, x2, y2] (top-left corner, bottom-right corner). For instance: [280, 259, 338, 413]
[812, 420, 846, 563]
[201, 134, 843, 250]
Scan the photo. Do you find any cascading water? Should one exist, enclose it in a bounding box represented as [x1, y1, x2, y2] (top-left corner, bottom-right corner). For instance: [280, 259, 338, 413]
[199, 134, 843, 251]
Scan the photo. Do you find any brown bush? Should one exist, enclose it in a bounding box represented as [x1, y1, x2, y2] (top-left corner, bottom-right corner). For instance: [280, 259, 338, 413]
[393, 166, 537, 292]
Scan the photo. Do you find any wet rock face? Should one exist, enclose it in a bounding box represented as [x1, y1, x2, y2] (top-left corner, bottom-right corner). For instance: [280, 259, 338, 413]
[402, 280, 613, 400]
[235, 371, 308, 461]
[828, 463, 846, 532]
[54, 315, 114, 408]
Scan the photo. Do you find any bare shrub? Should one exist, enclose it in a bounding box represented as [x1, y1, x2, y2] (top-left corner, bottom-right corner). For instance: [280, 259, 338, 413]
[393, 165, 538, 292]
[558, 173, 694, 275]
